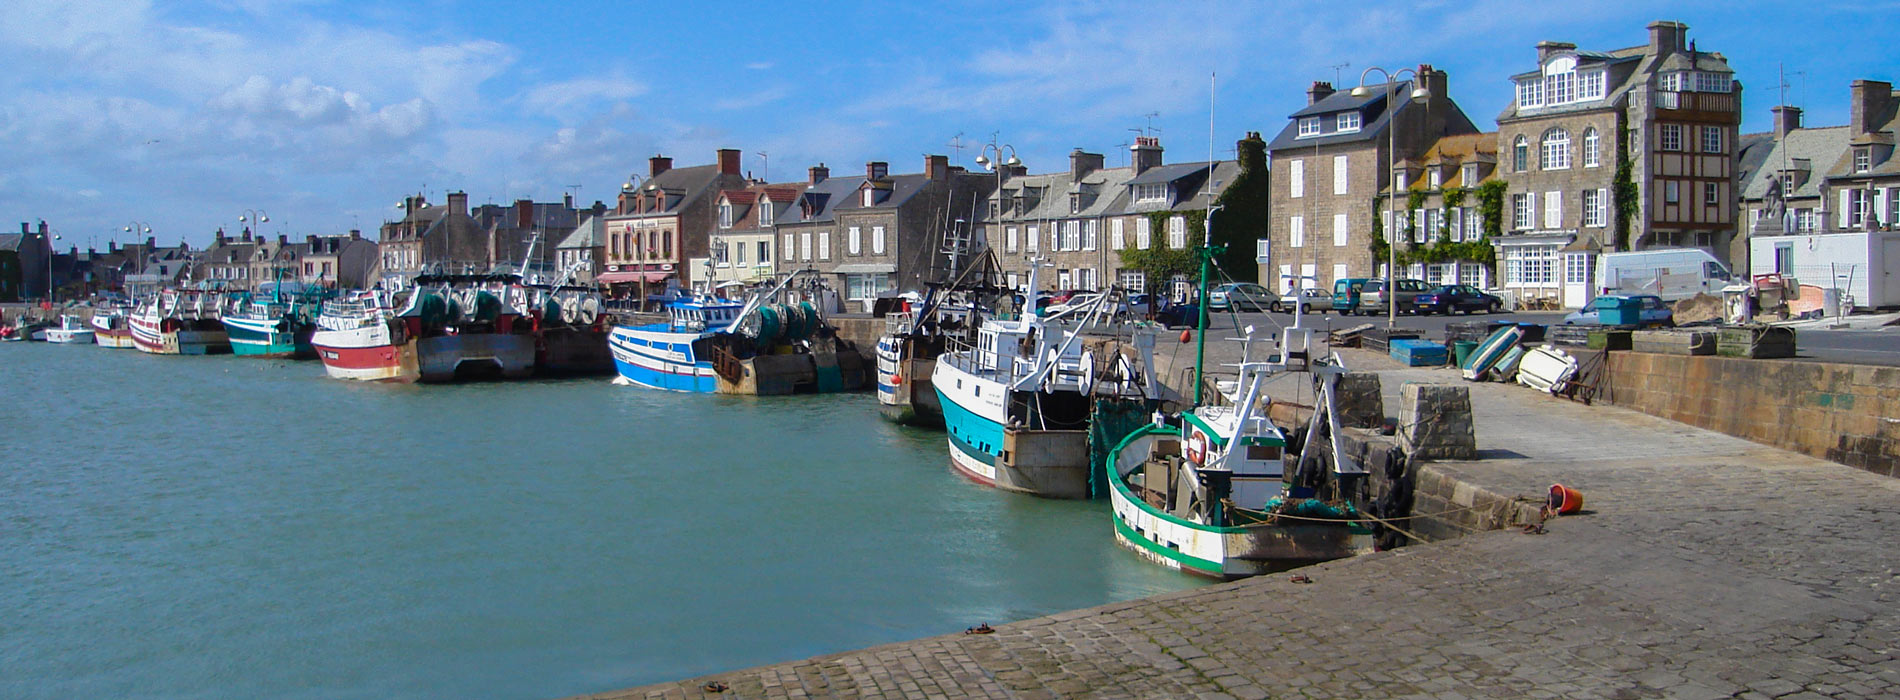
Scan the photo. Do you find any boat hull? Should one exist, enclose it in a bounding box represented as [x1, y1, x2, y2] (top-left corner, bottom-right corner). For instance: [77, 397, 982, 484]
[536, 326, 615, 375]
[933, 356, 1092, 499]
[45, 329, 95, 344]
[313, 320, 420, 382]
[1107, 427, 1370, 579]
[608, 325, 718, 392]
[130, 315, 231, 355]
[876, 335, 943, 427]
[93, 328, 135, 348]
[223, 316, 315, 359]
[416, 333, 536, 382]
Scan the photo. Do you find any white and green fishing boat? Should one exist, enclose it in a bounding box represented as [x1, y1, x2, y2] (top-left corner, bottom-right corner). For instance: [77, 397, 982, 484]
[1105, 247, 1371, 579]
[222, 282, 328, 359]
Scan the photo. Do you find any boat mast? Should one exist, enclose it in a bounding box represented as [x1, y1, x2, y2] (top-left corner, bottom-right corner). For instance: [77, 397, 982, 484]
[1192, 204, 1223, 408]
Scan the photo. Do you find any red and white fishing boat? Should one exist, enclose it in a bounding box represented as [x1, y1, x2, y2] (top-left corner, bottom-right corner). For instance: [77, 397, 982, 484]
[130, 290, 232, 355]
[312, 291, 418, 382]
[90, 306, 136, 348]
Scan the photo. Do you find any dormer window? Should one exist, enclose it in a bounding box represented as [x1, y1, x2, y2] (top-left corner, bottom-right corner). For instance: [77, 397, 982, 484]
[1462, 163, 1479, 184]
[758, 198, 774, 227]
[1336, 112, 1361, 133]
[718, 200, 733, 228]
[1428, 168, 1442, 189]
[1069, 193, 1081, 214]
[1297, 117, 1322, 138]
[1695, 72, 1732, 93]
[1855, 148, 1872, 173]
[1134, 183, 1166, 203]
[1517, 78, 1545, 108]
[863, 188, 875, 206]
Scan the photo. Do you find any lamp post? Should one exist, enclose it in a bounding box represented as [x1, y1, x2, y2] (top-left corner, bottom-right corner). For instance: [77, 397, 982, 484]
[122, 221, 151, 297]
[239, 209, 270, 291]
[973, 137, 1021, 289]
[1351, 66, 1430, 330]
[622, 175, 657, 309]
[46, 229, 62, 303]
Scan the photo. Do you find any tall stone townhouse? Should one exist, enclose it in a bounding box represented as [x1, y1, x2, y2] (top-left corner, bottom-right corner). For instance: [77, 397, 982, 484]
[772, 165, 865, 308]
[472, 196, 579, 278]
[784, 157, 991, 312]
[700, 181, 802, 288]
[1494, 20, 1742, 308]
[1266, 65, 1478, 294]
[554, 205, 610, 285]
[1735, 107, 1845, 260]
[378, 192, 488, 288]
[298, 232, 378, 290]
[1738, 80, 1900, 282]
[1827, 80, 1900, 232]
[198, 228, 260, 288]
[1382, 132, 1501, 288]
[600, 150, 751, 295]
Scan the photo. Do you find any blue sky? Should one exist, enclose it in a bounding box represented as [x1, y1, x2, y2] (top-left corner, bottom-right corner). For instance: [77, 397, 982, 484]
[3, 0, 1897, 249]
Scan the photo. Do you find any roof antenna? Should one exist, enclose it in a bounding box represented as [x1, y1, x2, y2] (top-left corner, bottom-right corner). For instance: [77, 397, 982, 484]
[1332, 61, 1351, 86]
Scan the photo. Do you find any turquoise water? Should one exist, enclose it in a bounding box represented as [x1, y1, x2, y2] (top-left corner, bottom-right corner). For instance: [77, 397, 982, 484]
[0, 342, 1200, 699]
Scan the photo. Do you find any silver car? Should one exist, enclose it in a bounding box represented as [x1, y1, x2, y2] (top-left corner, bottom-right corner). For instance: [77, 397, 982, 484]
[1207, 283, 1283, 312]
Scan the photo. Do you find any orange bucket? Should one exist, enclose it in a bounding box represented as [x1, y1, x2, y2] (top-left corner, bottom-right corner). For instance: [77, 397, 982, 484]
[1547, 484, 1584, 515]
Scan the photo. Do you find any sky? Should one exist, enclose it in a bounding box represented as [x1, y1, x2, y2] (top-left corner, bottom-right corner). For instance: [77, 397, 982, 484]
[3, 0, 1898, 250]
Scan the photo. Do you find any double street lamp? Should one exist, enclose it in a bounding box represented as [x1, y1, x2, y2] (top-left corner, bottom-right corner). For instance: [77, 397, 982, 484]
[973, 138, 1021, 287]
[1351, 66, 1430, 330]
[46, 229, 62, 303]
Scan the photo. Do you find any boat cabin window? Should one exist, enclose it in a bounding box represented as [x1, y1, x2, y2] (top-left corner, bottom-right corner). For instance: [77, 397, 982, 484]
[1245, 444, 1282, 461]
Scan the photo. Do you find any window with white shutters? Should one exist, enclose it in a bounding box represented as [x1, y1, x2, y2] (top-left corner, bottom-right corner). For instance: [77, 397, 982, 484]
[848, 226, 862, 255]
[1255, 238, 1270, 262]
[1084, 220, 1097, 251]
[1333, 155, 1349, 194]
[1135, 218, 1151, 249]
[872, 226, 885, 255]
[1290, 160, 1304, 198]
[1544, 191, 1562, 229]
[819, 231, 831, 260]
[1007, 226, 1018, 252]
[1289, 216, 1305, 248]
[1110, 219, 1125, 249]
[1333, 213, 1348, 247]
[1027, 225, 1039, 252]
[1169, 216, 1187, 249]
[800, 232, 812, 260]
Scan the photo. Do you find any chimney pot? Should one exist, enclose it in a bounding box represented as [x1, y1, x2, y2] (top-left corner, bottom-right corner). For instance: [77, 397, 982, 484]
[925, 154, 949, 181]
[1308, 81, 1335, 106]
[1131, 136, 1164, 175]
[1772, 105, 1804, 138]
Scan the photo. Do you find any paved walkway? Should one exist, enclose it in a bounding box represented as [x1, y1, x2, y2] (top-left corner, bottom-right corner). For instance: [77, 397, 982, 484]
[580, 345, 1900, 700]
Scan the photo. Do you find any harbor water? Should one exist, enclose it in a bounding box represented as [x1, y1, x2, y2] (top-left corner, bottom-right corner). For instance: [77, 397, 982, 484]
[0, 342, 1202, 699]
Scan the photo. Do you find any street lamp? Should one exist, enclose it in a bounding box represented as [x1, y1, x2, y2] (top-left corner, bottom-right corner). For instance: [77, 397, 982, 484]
[974, 137, 1021, 286]
[239, 209, 269, 237]
[46, 229, 62, 303]
[1351, 66, 1430, 330]
[622, 174, 661, 309]
[122, 221, 151, 297]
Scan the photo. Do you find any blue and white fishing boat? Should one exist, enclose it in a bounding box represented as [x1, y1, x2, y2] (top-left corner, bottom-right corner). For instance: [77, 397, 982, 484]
[930, 259, 1158, 499]
[606, 297, 744, 393]
[607, 272, 867, 394]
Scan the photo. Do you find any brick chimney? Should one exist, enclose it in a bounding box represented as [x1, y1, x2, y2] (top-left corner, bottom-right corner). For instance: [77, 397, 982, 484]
[925, 154, 950, 181]
[1647, 20, 1688, 56]
[515, 199, 533, 228]
[146, 236, 155, 248]
[808, 163, 829, 185]
[242, 228, 253, 242]
[1536, 41, 1577, 63]
[277, 234, 288, 246]
[1070, 149, 1104, 181]
[1773, 105, 1804, 138]
[1308, 81, 1335, 106]
[1131, 136, 1164, 175]
[1850, 80, 1895, 135]
[866, 161, 889, 179]
[306, 234, 318, 248]
[349, 229, 361, 240]
[1417, 63, 1448, 100]
[649, 154, 673, 177]
[563, 192, 574, 209]
[447, 190, 469, 214]
[717, 148, 742, 175]
[215, 228, 228, 245]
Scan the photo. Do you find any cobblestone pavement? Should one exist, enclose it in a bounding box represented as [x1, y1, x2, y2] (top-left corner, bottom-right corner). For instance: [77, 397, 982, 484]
[581, 348, 1900, 700]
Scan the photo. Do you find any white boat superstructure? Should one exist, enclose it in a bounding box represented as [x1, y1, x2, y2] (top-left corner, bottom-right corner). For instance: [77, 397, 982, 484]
[44, 314, 96, 344]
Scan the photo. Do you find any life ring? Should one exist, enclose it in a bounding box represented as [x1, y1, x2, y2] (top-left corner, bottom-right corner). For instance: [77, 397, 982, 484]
[1185, 430, 1208, 465]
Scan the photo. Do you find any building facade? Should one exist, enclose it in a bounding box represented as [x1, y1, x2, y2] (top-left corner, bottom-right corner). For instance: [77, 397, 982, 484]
[1826, 80, 1900, 232]
[600, 150, 751, 293]
[772, 165, 866, 309]
[1266, 65, 1479, 294]
[696, 182, 799, 289]
[1494, 20, 1742, 307]
[1386, 132, 1500, 288]
[816, 156, 990, 311]
[299, 231, 378, 289]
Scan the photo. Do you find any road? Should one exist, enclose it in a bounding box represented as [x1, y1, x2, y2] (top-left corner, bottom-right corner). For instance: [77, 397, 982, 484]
[1188, 307, 1900, 366]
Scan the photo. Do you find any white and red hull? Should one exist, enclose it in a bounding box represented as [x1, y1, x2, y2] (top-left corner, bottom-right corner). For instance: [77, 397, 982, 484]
[313, 321, 420, 383]
[129, 313, 231, 355]
[91, 313, 136, 348]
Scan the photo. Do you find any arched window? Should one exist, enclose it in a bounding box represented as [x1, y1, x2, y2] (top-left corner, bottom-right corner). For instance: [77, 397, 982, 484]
[1512, 135, 1529, 172]
[1582, 128, 1600, 168]
[1540, 128, 1571, 170]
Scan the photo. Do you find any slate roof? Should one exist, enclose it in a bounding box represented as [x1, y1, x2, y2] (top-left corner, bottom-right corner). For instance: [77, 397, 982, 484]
[556, 214, 603, 250]
[1268, 82, 1406, 151]
[0, 233, 22, 251]
[1740, 126, 1853, 200]
[621, 164, 725, 219]
[780, 175, 868, 226]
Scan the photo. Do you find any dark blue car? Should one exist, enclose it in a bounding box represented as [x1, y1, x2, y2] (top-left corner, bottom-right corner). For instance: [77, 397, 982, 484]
[1413, 284, 1503, 315]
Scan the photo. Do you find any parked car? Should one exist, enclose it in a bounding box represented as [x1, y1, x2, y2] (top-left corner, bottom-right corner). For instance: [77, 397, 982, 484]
[1207, 283, 1282, 312]
[1042, 292, 1118, 317]
[1413, 284, 1504, 314]
[1358, 278, 1432, 315]
[1152, 299, 1201, 329]
[1290, 288, 1334, 313]
[1563, 294, 1674, 327]
[1122, 293, 1155, 316]
[1332, 278, 1372, 315]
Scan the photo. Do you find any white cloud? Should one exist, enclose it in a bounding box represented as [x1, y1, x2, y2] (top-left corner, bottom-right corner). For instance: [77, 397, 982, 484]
[519, 76, 649, 118]
[744, 61, 774, 71]
[714, 86, 790, 111]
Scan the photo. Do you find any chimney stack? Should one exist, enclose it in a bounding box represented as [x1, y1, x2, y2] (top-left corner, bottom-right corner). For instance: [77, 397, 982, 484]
[1850, 80, 1895, 135]
[515, 199, 533, 229]
[146, 236, 155, 248]
[925, 154, 950, 181]
[866, 161, 889, 179]
[1647, 20, 1688, 56]
[1131, 136, 1164, 175]
[1773, 105, 1804, 138]
[1536, 41, 1577, 63]
[242, 228, 253, 242]
[808, 163, 829, 185]
[1070, 149, 1104, 181]
[717, 148, 742, 175]
[215, 228, 228, 245]
[349, 229, 361, 240]
[563, 192, 574, 209]
[649, 154, 673, 177]
[447, 191, 469, 214]
[1418, 63, 1448, 99]
[1308, 81, 1335, 106]
[278, 234, 288, 246]
[306, 234, 318, 248]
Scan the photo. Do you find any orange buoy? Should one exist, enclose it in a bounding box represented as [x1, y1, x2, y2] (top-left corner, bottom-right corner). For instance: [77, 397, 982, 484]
[1179, 329, 1193, 343]
[1547, 483, 1584, 515]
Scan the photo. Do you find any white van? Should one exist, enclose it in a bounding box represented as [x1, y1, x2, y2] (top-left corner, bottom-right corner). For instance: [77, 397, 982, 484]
[1595, 248, 1733, 301]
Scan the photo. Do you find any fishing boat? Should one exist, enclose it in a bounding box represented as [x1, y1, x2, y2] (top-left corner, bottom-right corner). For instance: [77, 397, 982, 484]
[1, 320, 49, 341]
[90, 306, 136, 348]
[607, 272, 868, 394]
[875, 251, 1005, 427]
[222, 281, 326, 359]
[930, 260, 1159, 499]
[520, 264, 615, 376]
[43, 314, 96, 344]
[311, 291, 416, 382]
[1105, 255, 1372, 579]
[130, 289, 233, 355]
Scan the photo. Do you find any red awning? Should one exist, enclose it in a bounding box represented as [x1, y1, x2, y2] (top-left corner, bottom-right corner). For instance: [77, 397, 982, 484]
[596, 271, 674, 284]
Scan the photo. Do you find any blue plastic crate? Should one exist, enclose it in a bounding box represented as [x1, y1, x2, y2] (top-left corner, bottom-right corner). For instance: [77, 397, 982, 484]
[1389, 339, 1449, 366]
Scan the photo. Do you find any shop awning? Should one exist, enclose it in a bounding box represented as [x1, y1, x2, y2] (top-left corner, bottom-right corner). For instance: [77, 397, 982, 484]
[832, 263, 897, 274]
[596, 270, 673, 284]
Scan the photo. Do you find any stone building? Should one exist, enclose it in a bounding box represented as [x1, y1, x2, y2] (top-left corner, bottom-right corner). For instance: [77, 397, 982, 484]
[698, 182, 800, 289]
[473, 196, 580, 278]
[1735, 107, 1847, 261]
[1824, 80, 1900, 231]
[1494, 20, 1742, 308]
[197, 228, 260, 288]
[772, 165, 866, 305]
[599, 150, 751, 293]
[298, 231, 378, 289]
[554, 210, 607, 285]
[1266, 65, 1478, 294]
[786, 156, 989, 311]
[1384, 132, 1501, 288]
[4, 222, 53, 301]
